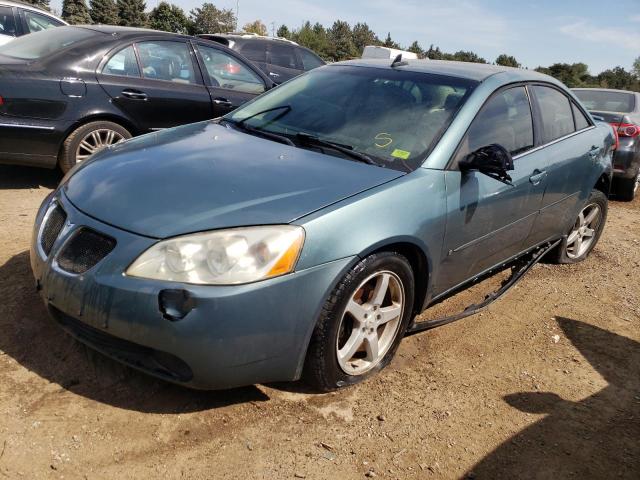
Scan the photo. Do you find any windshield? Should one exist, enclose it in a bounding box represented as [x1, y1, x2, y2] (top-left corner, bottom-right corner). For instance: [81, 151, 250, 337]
[574, 90, 636, 113]
[225, 66, 476, 171]
[0, 26, 95, 60]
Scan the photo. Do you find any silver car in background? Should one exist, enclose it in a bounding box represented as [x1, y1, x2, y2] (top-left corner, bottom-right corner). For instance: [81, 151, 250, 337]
[0, 0, 66, 47]
[573, 88, 640, 200]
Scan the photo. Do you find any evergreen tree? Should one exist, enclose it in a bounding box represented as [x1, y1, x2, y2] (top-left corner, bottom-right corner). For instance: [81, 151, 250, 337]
[495, 54, 520, 68]
[62, 0, 92, 24]
[189, 3, 235, 35]
[243, 20, 267, 36]
[89, 0, 118, 25]
[117, 0, 146, 27]
[352, 22, 379, 54]
[20, 0, 50, 10]
[328, 20, 357, 61]
[276, 24, 290, 39]
[407, 40, 424, 58]
[149, 2, 188, 33]
[451, 50, 487, 64]
[382, 32, 400, 49]
[426, 44, 445, 60]
[632, 56, 640, 78]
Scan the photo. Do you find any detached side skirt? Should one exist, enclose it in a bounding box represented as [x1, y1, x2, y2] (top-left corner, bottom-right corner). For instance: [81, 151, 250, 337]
[406, 239, 562, 336]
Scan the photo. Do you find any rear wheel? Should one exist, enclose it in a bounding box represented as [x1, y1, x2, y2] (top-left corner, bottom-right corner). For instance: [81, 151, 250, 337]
[616, 169, 639, 201]
[59, 121, 131, 173]
[551, 189, 608, 264]
[304, 252, 414, 392]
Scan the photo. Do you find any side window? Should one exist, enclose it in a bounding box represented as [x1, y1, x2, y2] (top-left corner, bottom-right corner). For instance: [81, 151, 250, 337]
[457, 86, 534, 162]
[531, 85, 575, 143]
[239, 42, 267, 63]
[299, 48, 324, 71]
[0, 6, 16, 37]
[196, 44, 265, 94]
[22, 10, 62, 33]
[102, 45, 140, 78]
[136, 41, 196, 84]
[572, 102, 590, 130]
[269, 43, 299, 69]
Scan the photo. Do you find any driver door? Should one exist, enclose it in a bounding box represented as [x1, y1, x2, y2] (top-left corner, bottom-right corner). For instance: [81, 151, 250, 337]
[435, 85, 549, 294]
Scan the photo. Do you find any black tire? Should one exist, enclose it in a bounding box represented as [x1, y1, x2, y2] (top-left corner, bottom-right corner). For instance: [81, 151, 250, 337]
[616, 169, 639, 201]
[303, 252, 415, 392]
[58, 121, 131, 173]
[550, 189, 608, 264]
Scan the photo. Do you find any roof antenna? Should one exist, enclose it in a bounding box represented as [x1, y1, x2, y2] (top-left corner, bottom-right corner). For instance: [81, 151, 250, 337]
[391, 54, 408, 68]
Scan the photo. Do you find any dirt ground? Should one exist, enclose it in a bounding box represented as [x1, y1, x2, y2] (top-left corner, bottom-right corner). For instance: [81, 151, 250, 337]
[0, 165, 638, 480]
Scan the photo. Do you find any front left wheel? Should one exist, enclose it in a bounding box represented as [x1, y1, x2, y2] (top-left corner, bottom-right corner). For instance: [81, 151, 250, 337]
[304, 252, 415, 392]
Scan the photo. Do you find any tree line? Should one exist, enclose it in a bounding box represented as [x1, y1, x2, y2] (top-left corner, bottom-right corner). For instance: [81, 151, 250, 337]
[19, 0, 640, 91]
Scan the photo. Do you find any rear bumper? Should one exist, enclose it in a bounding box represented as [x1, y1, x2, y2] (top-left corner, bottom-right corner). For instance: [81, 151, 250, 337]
[612, 139, 639, 179]
[30, 190, 353, 389]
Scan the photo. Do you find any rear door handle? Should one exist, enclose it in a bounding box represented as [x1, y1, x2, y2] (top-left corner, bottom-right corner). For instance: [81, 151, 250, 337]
[529, 169, 547, 185]
[588, 145, 600, 159]
[121, 89, 148, 100]
[213, 97, 233, 107]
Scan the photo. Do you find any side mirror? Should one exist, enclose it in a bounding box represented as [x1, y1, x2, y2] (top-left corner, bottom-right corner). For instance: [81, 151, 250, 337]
[459, 144, 514, 185]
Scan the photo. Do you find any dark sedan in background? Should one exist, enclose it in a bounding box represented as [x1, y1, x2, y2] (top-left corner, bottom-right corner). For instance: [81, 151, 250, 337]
[198, 33, 325, 83]
[573, 88, 640, 200]
[0, 25, 274, 171]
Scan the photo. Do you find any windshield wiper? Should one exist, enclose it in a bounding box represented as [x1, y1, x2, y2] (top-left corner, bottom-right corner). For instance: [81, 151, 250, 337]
[295, 133, 381, 167]
[223, 118, 295, 147]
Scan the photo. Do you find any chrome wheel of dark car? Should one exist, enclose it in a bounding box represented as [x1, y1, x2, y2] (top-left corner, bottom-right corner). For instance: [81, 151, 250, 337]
[336, 271, 405, 375]
[75, 129, 125, 163]
[566, 203, 602, 259]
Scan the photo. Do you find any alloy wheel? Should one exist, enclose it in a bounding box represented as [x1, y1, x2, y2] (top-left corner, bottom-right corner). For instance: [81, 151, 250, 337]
[566, 203, 602, 259]
[336, 271, 405, 375]
[75, 129, 125, 163]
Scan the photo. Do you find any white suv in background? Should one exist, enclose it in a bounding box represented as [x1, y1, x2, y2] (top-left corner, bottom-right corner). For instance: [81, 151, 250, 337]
[0, 0, 66, 47]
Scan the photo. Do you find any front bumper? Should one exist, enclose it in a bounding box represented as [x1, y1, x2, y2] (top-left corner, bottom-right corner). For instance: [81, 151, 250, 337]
[30, 191, 353, 389]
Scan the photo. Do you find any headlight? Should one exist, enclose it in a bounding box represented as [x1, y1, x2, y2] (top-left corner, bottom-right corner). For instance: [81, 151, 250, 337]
[126, 226, 305, 285]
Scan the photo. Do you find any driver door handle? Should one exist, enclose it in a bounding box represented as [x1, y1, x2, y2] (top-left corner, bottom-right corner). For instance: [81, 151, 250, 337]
[213, 97, 233, 107]
[121, 89, 148, 100]
[529, 169, 547, 185]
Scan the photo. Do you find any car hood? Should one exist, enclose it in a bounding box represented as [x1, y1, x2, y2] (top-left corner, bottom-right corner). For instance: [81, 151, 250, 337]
[63, 121, 403, 238]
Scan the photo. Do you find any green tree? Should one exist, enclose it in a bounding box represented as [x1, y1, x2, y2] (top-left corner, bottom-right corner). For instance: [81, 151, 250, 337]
[189, 3, 235, 35]
[352, 22, 379, 54]
[276, 24, 290, 39]
[328, 20, 358, 61]
[149, 2, 188, 33]
[451, 50, 487, 64]
[535, 63, 591, 87]
[426, 44, 445, 60]
[382, 32, 400, 49]
[117, 0, 146, 27]
[407, 40, 424, 58]
[89, 0, 118, 25]
[20, 0, 50, 10]
[597, 66, 637, 90]
[291, 21, 331, 59]
[632, 56, 640, 78]
[62, 0, 92, 24]
[495, 54, 520, 68]
[243, 19, 267, 36]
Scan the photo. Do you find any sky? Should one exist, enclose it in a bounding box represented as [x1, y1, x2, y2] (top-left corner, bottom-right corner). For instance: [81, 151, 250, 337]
[51, 0, 640, 74]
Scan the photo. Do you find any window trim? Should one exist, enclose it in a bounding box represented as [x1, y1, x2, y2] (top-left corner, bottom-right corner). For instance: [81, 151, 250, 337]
[447, 82, 537, 171]
[192, 40, 267, 94]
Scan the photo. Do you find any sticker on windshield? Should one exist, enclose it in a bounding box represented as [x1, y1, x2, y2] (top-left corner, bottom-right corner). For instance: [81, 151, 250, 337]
[374, 133, 393, 148]
[391, 149, 410, 160]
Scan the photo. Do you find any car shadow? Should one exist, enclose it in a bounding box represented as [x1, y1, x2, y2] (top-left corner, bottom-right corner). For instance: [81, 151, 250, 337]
[0, 165, 62, 189]
[466, 317, 639, 479]
[0, 250, 269, 413]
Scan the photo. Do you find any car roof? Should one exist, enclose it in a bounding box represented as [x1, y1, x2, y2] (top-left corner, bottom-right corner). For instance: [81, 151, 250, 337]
[0, 0, 68, 21]
[204, 33, 300, 46]
[572, 87, 638, 95]
[333, 58, 556, 83]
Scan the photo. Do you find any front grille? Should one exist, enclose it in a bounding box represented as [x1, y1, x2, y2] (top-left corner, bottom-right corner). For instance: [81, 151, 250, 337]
[40, 205, 66, 256]
[57, 228, 116, 274]
[49, 306, 193, 383]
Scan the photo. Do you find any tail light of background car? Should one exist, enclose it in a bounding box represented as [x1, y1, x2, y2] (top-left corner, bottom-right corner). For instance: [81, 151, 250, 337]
[616, 123, 640, 138]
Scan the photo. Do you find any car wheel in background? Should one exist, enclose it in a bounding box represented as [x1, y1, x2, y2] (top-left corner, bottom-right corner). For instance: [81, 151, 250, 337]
[616, 169, 639, 202]
[59, 121, 131, 172]
[304, 252, 415, 392]
[551, 189, 608, 264]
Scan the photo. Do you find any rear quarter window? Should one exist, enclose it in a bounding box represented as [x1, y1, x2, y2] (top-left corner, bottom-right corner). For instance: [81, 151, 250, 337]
[239, 42, 267, 63]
